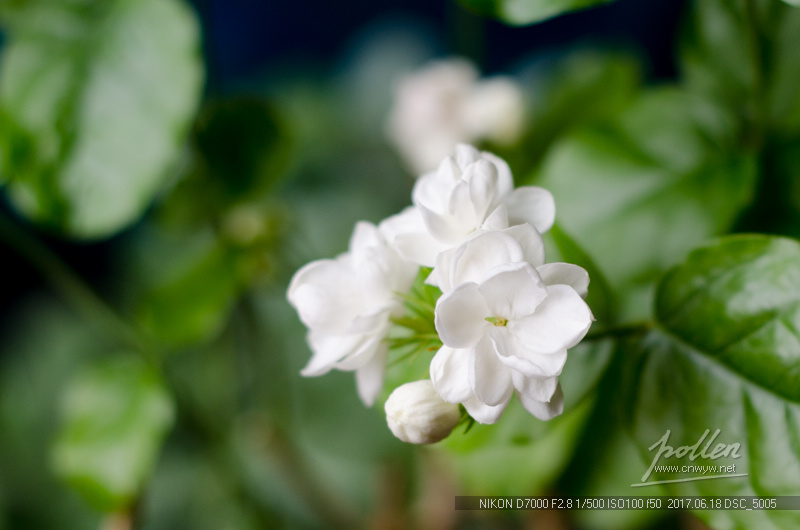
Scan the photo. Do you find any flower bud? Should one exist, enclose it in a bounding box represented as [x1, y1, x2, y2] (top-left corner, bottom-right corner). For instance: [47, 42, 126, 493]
[385, 380, 460, 444]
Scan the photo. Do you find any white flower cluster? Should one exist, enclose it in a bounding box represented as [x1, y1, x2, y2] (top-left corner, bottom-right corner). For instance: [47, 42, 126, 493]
[287, 144, 593, 444]
[386, 58, 525, 174]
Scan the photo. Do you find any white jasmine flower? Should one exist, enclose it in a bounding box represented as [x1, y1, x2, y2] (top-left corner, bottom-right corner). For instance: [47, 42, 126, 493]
[287, 221, 417, 406]
[386, 58, 525, 174]
[429, 229, 593, 423]
[389, 144, 555, 267]
[385, 380, 461, 444]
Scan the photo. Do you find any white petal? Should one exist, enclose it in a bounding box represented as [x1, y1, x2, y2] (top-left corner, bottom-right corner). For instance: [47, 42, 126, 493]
[413, 157, 460, 212]
[463, 393, 510, 424]
[469, 335, 513, 406]
[466, 159, 499, 222]
[347, 307, 390, 334]
[393, 231, 447, 268]
[482, 204, 509, 231]
[336, 329, 385, 370]
[503, 223, 546, 267]
[430, 346, 473, 403]
[301, 330, 366, 376]
[435, 283, 489, 348]
[356, 344, 388, 406]
[503, 187, 556, 234]
[509, 285, 593, 355]
[512, 371, 559, 403]
[379, 206, 425, 243]
[448, 179, 478, 230]
[489, 327, 568, 378]
[287, 258, 361, 333]
[478, 262, 547, 320]
[450, 230, 524, 286]
[518, 383, 564, 421]
[428, 247, 456, 292]
[537, 263, 590, 298]
[481, 151, 515, 198]
[349, 221, 382, 254]
[454, 143, 481, 169]
[418, 203, 465, 245]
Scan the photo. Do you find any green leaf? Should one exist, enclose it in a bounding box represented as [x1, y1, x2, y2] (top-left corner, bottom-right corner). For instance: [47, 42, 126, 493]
[680, 0, 800, 137]
[135, 236, 242, 348]
[510, 50, 641, 180]
[160, 99, 291, 228]
[458, 0, 614, 25]
[624, 235, 800, 528]
[537, 88, 757, 319]
[439, 398, 593, 495]
[52, 355, 175, 513]
[0, 0, 203, 239]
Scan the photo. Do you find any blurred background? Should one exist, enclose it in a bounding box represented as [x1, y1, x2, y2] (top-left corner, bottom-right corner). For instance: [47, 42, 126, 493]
[0, 0, 787, 528]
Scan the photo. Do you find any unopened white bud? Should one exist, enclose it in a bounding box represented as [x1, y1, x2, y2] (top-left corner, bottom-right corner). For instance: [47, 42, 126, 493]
[385, 380, 460, 444]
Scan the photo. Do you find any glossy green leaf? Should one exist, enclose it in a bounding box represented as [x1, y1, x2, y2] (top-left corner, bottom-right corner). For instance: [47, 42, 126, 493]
[458, 0, 614, 25]
[537, 88, 757, 319]
[52, 356, 175, 513]
[0, 0, 203, 239]
[625, 235, 800, 528]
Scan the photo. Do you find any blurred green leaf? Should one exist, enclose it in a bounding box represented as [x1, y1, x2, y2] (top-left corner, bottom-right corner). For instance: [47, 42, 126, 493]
[458, 0, 614, 25]
[161, 99, 291, 228]
[440, 398, 592, 495]
[0, 299, 104, 528]
[52, 355, 175, 513]
[510, 50, 641, 180]
[136, 241, 241, 348]
[680, 0, 800, 137]
[624, 235, 800, 528]
[0, 0, 203, 239]
[537, 88, 757, 320]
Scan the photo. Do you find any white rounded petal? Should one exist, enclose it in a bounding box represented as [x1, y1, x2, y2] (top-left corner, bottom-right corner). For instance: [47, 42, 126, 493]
[448, 178, 478, 229]
[301, 330, 367, 376]
[481, 151, 515, 198]
[454, 143, 481, 168]
[356, 344, 388, 406]
[430, 346, 473, 403]
[450, 230, 524, 286]
[512, 371, 559, 403]
[469, 335, 513, 406]
[385, 380, 461, 444]
[393, 231, 446, 268]
[481, 204, 509, 231]
[466, 159, 499, 222]
[418, 203, 465, 245]
[347, 307, 391, 334]
[502, 223, 546, 267]
[413, 156, 460, 212]
[428, 247, 456, 291]
[503, 187, 556, 234]
[435, 283, 490, 348]
[517, 383, 564, 421]
[463, 392, 510, 424]
[379, 206, 425, 243]
[478, 262, 547, 320]
[489, 327, 568, 378]
[537, 263, 590, 299]
[509, 285, 593, 355]
[335, 329, 386, 370]
[287, 257, 361, 333]
[349, 221, 383, 254]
